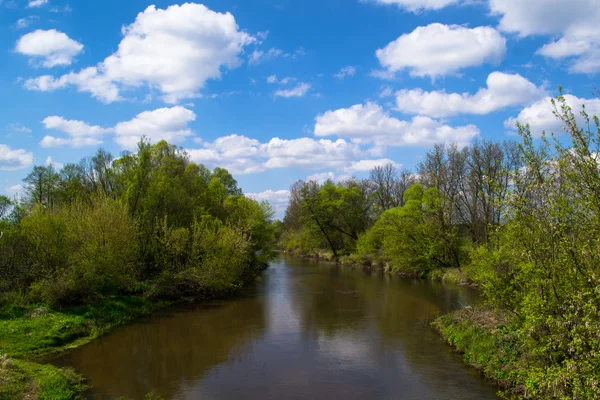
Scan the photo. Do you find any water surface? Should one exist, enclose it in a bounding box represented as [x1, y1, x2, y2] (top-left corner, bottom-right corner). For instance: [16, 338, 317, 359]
[52, 254, 498, 399]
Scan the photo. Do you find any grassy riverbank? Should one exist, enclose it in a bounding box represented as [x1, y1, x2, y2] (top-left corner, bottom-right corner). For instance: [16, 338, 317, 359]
[0, 296, 169, 399]
[433, 308, 524, 398]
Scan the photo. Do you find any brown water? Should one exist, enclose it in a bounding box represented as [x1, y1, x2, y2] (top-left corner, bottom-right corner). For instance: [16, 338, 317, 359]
[51, 254, 499, 399]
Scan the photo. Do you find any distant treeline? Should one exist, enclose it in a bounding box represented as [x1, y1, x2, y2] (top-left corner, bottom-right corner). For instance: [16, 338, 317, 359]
[282, 93, 600, 399]
[0, 139, 276, 307]
[281, 135, 520, 272]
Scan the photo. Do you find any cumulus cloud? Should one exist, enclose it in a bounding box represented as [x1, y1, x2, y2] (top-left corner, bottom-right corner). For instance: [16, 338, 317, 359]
[6, 184, 24, 196]
[40, 106, 196, 149]
[306, 171, 337, 183]
[274, 83, 311, 98]
[25, 67, 121, 103]
[263, 137, 359, 169]
[187, 134, 363, 175]
[40, 136, 103, 148]
[334, 66, 357, 79]
[0, 144, 33, 171]
[40, 115, 111, 148]
[365, 0, 460, 12]
[24, 3, 255, 103]
[114, 106, 196, 150]
[246, 189, 290, 215]
[45, 156, 63, 170]
[490, 0, 600, 73]
[43, 116, 110, 136]
[395, 72, 546, 117]
[314, 102, 479, 147]
[504, 95, 600, 136]
[344, 158, 401, 173]
[16, 29, 83, 67]
[376, 23, 506, 78]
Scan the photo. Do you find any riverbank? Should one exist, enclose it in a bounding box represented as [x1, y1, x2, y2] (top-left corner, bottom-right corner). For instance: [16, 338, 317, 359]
[286, 249, 472, 284]
[0, 296, 170, 399]
[433, 308, 526, 399]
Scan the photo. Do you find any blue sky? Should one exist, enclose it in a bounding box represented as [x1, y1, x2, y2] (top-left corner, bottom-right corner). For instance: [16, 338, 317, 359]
[1, 0, 600, 217]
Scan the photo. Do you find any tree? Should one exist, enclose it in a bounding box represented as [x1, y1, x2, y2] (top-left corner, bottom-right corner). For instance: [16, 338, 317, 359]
[0, 195, 11, 220]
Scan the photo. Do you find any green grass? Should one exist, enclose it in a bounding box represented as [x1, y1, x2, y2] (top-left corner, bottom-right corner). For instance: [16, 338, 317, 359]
[0, 296, 171, 400]
[0, 355, 84, 400]
[433, 308, 525, 398]
[0, 296, 168, 359]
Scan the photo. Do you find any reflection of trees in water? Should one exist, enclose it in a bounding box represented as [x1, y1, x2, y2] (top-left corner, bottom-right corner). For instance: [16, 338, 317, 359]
[290, 261, 477, 339]
[57, 297, 266, 399]
[288, 260, 495, 399]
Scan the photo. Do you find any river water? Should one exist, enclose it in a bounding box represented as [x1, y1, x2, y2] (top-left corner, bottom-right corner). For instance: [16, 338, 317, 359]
[51, 254, 499, 399]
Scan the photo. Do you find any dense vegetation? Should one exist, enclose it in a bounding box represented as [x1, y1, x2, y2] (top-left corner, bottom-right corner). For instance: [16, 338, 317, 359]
[282, 93, 600, 399]
[281, 133, 519, 275]
[0, 139, 276, 399]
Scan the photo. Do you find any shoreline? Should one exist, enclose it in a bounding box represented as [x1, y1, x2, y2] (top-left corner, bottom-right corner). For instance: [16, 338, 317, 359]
[0, 296, 182, 399]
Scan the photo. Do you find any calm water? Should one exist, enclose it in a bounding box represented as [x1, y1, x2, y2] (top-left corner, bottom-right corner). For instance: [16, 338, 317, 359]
[51, 254, 499, 399]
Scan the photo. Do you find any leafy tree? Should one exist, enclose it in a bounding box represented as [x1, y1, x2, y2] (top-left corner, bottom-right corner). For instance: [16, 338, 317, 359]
[357, 184, 460, 273]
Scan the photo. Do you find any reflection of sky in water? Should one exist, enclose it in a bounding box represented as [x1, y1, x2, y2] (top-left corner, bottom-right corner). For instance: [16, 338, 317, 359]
[51, 255, 498, 400]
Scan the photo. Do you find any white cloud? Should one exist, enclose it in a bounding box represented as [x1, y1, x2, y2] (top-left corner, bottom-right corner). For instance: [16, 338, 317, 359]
[263, 137, 360, 169]
[246, 189, 290, 215]
[504, 95, 600, 136]
[40, 136, 103, 148]
[15, 16, 37, 29]
[40, 115, 110, 148]
[334, 66, 357, 79]
[27, 0, 48, 7]
[16, 29, 83, 67]
[306, 171, 337, 183]
[24, 3, 255, 103]
[40, 106, 196, 149]
[376, 23, 506, 78]
[45, 156, 63, 170]
[366, 0, 460, 12]
[114, 106, 196, 150]
[274, 83, 311, 98]
[314, 102, 479, 147]
[395, 72, 546, 117]
[25, 67, 121, 103]
[490, 0, 600, 73]
[6, 184, 24, 196]
[379, 86, 394, 98]
[187, 134, 362, 175]
[0, 144, 33, 171]
[344, 158, 401, 173]
[43, 116, 110, 136]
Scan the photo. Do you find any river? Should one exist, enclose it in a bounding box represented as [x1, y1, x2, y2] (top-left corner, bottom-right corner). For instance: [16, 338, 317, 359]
[50, 254, 499, 399]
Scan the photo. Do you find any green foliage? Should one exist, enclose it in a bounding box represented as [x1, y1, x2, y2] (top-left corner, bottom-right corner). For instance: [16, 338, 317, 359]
[433, 309, 523, 397]
[0, 140, 275, 399]
[282, 179, 372, 257]
[0, 139, 273, 307]
[455, 92, 600, 398]
[357, 184, 462, 273]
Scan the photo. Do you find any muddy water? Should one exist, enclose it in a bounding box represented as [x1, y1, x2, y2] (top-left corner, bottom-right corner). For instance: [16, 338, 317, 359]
[51, 254, 498, 399]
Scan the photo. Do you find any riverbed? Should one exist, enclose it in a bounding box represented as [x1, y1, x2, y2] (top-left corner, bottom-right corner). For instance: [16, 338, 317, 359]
[50, 254, 498, 399]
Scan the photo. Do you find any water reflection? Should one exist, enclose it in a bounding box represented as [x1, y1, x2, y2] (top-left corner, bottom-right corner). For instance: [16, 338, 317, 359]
[51, 254, 498, 399]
